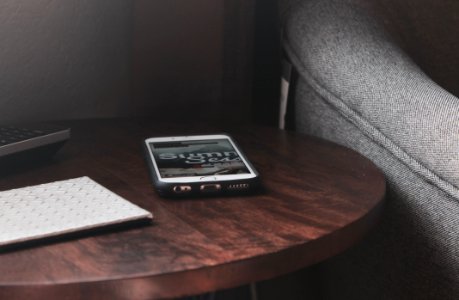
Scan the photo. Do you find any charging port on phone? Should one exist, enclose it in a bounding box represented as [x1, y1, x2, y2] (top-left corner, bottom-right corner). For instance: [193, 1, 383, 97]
[200, 184, 222, 193]
[173, 185, 192, 194]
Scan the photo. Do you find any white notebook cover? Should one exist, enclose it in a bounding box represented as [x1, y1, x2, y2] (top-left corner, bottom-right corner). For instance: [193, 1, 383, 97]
[0, 176, 153, 247]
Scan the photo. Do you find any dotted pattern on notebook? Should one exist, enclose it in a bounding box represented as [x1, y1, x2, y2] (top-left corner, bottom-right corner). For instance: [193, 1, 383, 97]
[0, 176, 153, 246]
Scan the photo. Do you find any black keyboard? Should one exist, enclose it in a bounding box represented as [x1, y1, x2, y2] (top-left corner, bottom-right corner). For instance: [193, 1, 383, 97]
[0, 124, 70, 164]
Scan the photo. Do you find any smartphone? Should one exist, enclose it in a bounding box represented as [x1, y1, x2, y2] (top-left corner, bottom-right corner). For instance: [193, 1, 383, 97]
[144, 134, 260, 197]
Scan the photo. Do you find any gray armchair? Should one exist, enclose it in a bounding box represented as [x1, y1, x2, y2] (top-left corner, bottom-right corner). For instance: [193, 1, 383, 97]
[281, 0, 459, 298]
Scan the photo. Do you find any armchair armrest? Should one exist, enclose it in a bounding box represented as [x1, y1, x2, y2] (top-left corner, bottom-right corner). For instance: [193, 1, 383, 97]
[283, 0, 459, 200]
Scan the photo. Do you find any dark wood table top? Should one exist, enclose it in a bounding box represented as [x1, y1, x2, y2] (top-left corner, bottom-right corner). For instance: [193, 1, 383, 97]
[0, 119, 385, 300]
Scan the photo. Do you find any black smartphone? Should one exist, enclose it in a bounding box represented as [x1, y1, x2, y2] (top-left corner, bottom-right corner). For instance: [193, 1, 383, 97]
[144, 134, 260, 197]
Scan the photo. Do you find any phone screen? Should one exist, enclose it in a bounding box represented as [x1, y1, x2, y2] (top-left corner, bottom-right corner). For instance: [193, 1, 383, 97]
[149, 139, 250, 178]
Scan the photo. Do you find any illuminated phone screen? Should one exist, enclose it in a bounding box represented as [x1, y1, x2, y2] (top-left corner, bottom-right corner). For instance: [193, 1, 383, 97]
[150, 139, 250, 178]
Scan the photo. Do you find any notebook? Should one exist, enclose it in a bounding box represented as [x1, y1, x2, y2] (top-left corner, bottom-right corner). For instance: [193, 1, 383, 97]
[0, 176, 153, 248]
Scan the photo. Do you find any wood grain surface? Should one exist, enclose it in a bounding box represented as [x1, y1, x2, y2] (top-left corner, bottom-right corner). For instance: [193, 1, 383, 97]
[0, 119, 385, 300]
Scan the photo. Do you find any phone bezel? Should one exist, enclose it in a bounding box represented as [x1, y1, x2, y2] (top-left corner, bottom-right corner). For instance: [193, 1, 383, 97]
[144, 134, 258, 183]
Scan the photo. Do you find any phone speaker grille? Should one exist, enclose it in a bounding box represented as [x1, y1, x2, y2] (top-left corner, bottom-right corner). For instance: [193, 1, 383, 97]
[227, 183, 249, 190]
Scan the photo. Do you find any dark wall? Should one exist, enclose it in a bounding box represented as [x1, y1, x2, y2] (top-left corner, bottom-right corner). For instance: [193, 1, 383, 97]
[0, 1, 280, 124]
[251, 0, 282, 126]
[131, 0, 224, 122]
[0, 0, 132, 123]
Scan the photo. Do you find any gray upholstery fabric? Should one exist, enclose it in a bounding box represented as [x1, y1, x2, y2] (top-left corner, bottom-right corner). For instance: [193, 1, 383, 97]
[284, 0, 459, 199]
[282, 0, 459, 298]
[294, 77, 459, 299]
[372, 0, 459, 98]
